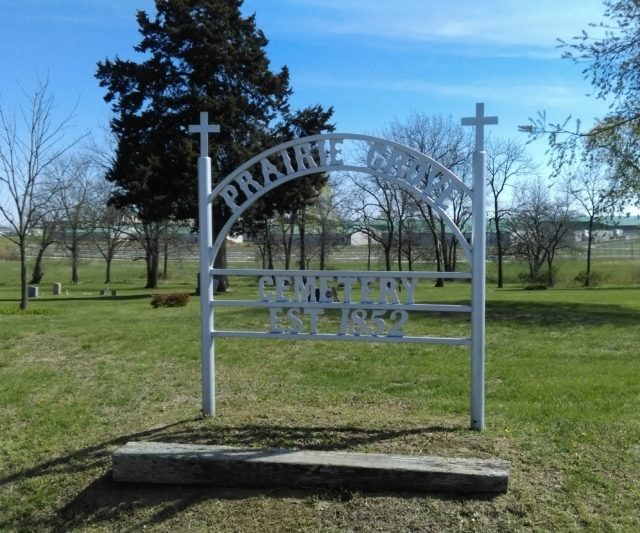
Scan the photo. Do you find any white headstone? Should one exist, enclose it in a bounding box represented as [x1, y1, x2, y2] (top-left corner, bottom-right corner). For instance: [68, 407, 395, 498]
[28, 286, 39, 298]
[52, 283, 62, 296]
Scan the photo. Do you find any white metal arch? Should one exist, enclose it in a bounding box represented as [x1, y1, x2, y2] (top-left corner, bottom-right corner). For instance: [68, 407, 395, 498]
[189, 103, 496, 431]
[210, 133, 472, 262]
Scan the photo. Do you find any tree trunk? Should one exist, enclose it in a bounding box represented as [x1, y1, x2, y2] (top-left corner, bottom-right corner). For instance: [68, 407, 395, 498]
[432, 232, 444, 287]
[163, 239, 169, 279]
[439, 219, 451, 272]
[105, 256, 113, 284]
[319, 227, 327, 270]
[495, 221, 504, 289]
[212, 208, 229, 291]
[424, 207, 444, 287]
[266, 236, 274, 270]
[494, 197, 504, 288]
[30, 247, 46, 284]
[528, 258, 536, 282]
[585, 217, 594, 287]
[406, 246, 414, 272]
[145, 230, 160, 289]
[146, 248, 159, 289]
[397, 225, 403, 272]
[433, 248, 445, 287]
[19, 241, 28, 310]
[546, 255, 555, 287]
[448, 235, 458, 273]
[283, 223, 294, 270]
[260, 244, 266, 269]
[383, 244, 392, 271]
[213, 240, 228, 292]
[71, 244, 80, 284]
[298, 210, 306, 269]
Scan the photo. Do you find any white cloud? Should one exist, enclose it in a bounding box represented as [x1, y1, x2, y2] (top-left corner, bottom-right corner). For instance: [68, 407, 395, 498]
[294, 73, 606, 110]
[269, 0, 605, 53]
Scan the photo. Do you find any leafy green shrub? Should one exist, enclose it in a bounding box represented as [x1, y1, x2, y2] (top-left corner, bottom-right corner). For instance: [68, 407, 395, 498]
[517, 270, 551, 289]
[523, 284, 548, 290]
[574, 270, 606, 287]
[150, 293, 190, 308]
[0, 243, 19, 261]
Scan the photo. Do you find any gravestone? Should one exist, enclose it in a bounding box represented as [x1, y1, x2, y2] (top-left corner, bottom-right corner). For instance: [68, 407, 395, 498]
[27, 286, 38, 298]
[52, 283, 62, 296]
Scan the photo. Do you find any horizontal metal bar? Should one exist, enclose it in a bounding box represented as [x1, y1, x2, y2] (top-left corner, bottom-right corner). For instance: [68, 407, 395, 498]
[210, 268, 472, 280]
[211, 300, 472, 313]
[212, 330, 472, 345]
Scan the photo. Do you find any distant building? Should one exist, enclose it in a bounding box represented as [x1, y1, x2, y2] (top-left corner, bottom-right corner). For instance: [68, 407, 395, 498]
[573, 228, 626, 242]
[350, 231, 370, 246]
[570, 215, 640, 242]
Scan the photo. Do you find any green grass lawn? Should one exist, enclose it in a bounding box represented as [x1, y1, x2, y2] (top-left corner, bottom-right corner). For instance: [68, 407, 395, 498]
[0, 257, 639, 531]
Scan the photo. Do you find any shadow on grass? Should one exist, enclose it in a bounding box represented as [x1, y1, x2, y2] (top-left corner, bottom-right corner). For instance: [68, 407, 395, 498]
[429, 298, 640, 328]
[486, 299, 639, 327]
[0, 420, 484, 531]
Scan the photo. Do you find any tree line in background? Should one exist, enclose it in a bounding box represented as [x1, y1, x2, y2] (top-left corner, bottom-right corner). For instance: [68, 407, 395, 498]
[2, 0, 640, 310]
[0, 100, 625, 297]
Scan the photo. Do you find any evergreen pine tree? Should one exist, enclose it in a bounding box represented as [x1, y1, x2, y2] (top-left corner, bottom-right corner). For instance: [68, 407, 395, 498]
[96, 0, 292, 288]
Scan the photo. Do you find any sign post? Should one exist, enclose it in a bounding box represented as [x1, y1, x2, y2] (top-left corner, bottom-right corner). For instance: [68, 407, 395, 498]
[190, 105, 497, 429]
[462, 103, 498, 430]
[189, 112, 220, 417]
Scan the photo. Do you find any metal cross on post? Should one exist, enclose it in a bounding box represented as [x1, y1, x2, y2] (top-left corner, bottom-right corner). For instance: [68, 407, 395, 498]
[188, 111, 220, 417]
[461, 102, 498, 152]
[189, 111, 221, 158]
[461, 102, 497, 431]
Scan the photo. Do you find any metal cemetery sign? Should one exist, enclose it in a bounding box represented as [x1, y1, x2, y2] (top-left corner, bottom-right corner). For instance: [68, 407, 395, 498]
[189, 103, 496, 429]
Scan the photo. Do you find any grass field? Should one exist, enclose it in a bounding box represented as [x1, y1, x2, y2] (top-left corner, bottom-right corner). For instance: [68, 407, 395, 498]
[1, 256, 639, 531]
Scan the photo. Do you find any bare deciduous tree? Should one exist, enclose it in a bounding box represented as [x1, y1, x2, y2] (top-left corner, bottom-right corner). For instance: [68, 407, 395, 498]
[304, 180, 349, 270]
[49, 156, 99, 284]
[507, 179, 573, 286]
[486, 137, 537, 287]
[0, 80, 78, 308]
[564, 163, 614, 286]
[29, 181, 64, 284]
[386, 113, 473, 285]
[349, 172, 399, 271]
[245, 216, 280, 269]
[90, 180, 132, 284]
[400, 214, 427, 271]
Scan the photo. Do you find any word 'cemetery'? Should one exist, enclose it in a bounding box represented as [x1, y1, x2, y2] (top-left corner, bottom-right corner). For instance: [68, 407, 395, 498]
[258, 274, 418, 338]
[258, 274, 419, 305]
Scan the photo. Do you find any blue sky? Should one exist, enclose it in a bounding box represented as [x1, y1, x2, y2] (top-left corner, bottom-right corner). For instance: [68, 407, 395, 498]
[0, 0, 610, 167]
